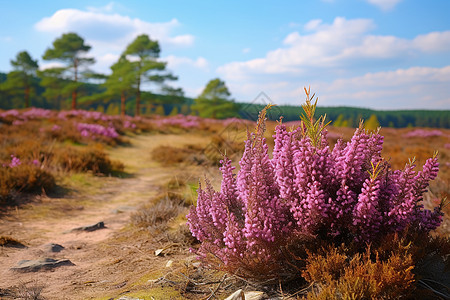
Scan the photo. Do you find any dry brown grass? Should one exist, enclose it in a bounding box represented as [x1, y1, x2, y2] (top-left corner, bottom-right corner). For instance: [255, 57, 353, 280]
[151, 144, 205, 166]
[131, 193, 186, 233]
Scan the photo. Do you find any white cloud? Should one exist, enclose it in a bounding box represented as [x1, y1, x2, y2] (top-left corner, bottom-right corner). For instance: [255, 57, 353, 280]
[34, 7, 196, 75]
[95, 53, 120, 72]
[303, 19, 322, 31]
[35, 8, 194, 48]
[318, 65, 450, 109]
[413, 31, 450, 53]
[184, 86, 204, 98]
[218, 17, 450, 80]
[165, 55, 209, 71]
[216, 17, 450, 109]
[226, 66, 450, 109]
[40, 62, 65, 70]
[365, 0, 403, 11]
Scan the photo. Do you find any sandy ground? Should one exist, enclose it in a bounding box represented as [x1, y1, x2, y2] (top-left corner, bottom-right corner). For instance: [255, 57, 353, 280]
[0, 133, 212, 300]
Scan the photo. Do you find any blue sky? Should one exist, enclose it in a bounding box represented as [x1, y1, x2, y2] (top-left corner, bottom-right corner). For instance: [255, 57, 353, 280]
[1, 0, 449, 109]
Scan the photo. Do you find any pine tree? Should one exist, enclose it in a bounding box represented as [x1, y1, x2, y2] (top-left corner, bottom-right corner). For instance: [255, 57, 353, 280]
[123, 34, 177, 116]
[42, 33, 95, 109]
[191, 78, 239, 119]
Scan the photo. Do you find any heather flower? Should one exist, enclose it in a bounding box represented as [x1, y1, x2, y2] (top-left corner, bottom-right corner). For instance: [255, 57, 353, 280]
[404, 129, 444, 138]
[52, 124, 61, 131]
[352, 162, 383, 241]
[9, 155, 21, 168]
[0, 109, 19, 118]
[187, 90, 444, 281]
[123, 120, 136, 129]
[12, 120, 25, 125]
[76, 122, 119, 139]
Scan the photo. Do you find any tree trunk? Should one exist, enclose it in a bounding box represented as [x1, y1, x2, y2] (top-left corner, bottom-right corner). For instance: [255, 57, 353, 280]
[24, 85, 30, 108]
[135, 64, 141, 116]
[72, 59, 78, 110]
[136, 90, 141, 116]
[121, 91, 126, 117]
[72, 90, 77, 110]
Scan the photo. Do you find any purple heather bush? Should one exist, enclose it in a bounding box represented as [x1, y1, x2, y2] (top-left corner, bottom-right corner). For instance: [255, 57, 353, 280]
[76, 122, 119, 139]
[187, 89, 444, 281]
[403, 129, 445, 138]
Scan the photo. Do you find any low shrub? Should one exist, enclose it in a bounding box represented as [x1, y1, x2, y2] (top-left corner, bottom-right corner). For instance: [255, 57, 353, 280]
[151, 144, 204, 166]
[53, 145, 124, 174]
[187, 89, 446, 294]
[0, 163, 55, 201]
[131, 193, 186, 233]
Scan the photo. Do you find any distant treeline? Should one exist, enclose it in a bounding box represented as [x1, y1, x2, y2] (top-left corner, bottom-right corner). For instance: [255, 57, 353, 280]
[238, 104, 450, 128]
[1, 72, 448, 128]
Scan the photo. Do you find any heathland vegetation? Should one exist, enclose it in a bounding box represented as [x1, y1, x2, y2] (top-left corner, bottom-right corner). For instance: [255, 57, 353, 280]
[1, 32, 449, 128]
[1, 92, 449, 298]
[1, 32, 449, 299]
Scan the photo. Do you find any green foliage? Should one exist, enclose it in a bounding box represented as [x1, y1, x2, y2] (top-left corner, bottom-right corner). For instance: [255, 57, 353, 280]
[105, 103, 120, 115]
[169, 106, 179, 116]
[103, 55, 136, 116]
[236, 103, 450, 128]
[2, 51, 39, 108]
[299, 87, 331, 147]
[191, 78, 239, 119]
[154, 104, 165, 116]
[180, 104, 190, 115]
[42, 32, 95, 109]
[123, 34, 177, 115]
[36, 68, 67, 109]
[42, 33, 92, 62]
[365, 114, 380, 131]
[332, 114, 350, 127]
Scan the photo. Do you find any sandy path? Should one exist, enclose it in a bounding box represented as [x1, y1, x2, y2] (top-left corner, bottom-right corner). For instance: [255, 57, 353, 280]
[0, 133, 210, 299]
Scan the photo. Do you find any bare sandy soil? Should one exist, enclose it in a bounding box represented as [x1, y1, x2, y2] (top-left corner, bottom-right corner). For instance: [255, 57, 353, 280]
[0, 133, 214, 300]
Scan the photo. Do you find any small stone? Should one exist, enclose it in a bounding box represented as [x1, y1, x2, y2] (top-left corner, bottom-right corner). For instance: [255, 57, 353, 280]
[245, 291, 265, 300]
[11, 258, 75, 272]
[225, 289, 244, 300]
[154, 248, 164, 256]
[68, 221, 106, 233]
[165, 260, 173, 268]
[44, 243, 64, 252]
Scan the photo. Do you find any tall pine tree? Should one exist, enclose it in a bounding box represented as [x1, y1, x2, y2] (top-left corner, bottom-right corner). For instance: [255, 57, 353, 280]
[42, 33, 94, 109]
[123, 34, 176, 116]
[103, 55, 135, 117]
[4, 51, 39, 108]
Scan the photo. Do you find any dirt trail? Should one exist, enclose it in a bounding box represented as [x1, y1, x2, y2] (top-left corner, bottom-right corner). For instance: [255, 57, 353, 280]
[0, 133, 210, 299]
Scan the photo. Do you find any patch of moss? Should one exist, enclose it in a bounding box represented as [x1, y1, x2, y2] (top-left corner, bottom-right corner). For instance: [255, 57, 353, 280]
[120, 287, 184, 300]
[132, 270, 165, 286]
